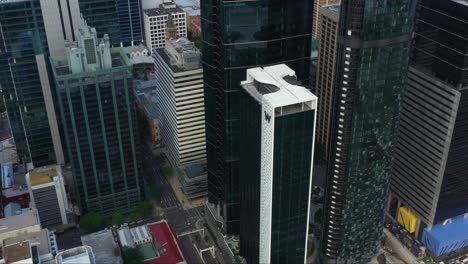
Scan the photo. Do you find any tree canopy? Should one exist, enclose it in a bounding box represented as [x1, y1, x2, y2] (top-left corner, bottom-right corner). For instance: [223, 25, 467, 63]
[80, 212, 104, 232]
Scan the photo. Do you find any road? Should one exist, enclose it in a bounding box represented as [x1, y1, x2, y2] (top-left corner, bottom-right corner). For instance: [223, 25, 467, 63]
[143, 145, 204, 264]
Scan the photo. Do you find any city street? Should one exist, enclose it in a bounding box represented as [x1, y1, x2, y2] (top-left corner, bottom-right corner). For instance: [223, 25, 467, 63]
[143, 145, 209, 264]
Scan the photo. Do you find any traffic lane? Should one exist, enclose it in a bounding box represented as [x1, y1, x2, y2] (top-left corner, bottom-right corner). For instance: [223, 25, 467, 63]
[180, 235, 203, 264]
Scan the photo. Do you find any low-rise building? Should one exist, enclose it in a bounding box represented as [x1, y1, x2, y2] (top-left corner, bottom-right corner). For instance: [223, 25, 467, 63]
[136, 92, 161, 146]
[56, 246, 95, 264]
[3, 228, 56, 263]
[26, 165, 72, 228]
[118, 225, 153, 248]
[81, 229, 123, 264]
[177, 163, 207, 199]
[0, 208, 41, 247]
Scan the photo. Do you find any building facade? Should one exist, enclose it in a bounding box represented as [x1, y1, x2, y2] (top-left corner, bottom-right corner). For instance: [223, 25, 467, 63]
[50, 19, 142, 216]
[389, 0, 468, 238]
[312, 0, 340, 40]
[144, 2, 187, 51]
[321, 0, 415, 262]
[315, 4, 340, 158]
[0, 0, 56, 167]
[239, 65, 317, 264]
[201, 0, 312, 234]
[79, 0, 142, 46]
[154, 38, 205, 167]
[26, 165, 71, 228]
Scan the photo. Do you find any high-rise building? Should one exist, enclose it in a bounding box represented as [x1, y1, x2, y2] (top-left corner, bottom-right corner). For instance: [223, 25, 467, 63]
[201, 0, 312, 234]
[79, 0, 142, 46]
[0, 0, 56, 167]
[26, 165, 72, 228]
[153, 37, 205, 167]
[315, 4, 340, 158]
[239, 65, 317, 264]
[389, 0, 468, 238]
[321, 1, 415, 262]
[312, 0, 340, 40]
[143, 1, 187, 50]
[50, 19, 142, 216]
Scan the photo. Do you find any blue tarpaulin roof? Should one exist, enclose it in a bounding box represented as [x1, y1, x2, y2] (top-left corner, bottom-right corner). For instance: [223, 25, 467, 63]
[422, 213, 468, 257]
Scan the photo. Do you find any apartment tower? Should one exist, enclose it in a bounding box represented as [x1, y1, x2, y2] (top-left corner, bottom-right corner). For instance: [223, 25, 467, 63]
[315, 4, 340, 158]
[321, 0, 415, 262]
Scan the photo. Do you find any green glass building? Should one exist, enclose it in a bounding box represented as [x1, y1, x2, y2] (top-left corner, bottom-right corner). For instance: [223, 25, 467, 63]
[201, 0, 313, 234]
[321, 0, 416, 262]
[0, 0, 56, 167]
[50, 20, 142, 216]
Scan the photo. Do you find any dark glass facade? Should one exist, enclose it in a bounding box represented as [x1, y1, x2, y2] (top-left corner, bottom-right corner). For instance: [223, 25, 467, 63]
[51, 51, 142, 216]
[412, 0, 468, 223]
[270, 110, 314, 264]
[79, 0, 142, 46]
[0, 0, 56, 166]
[239, 88, 314, 264]
[201, 0, 312, 233]
[322, 0, 415, 262]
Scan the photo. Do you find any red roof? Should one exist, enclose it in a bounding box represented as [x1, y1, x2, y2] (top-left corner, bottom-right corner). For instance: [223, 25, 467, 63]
[191, 20, 201, 31]
[147, 221, 185, 264]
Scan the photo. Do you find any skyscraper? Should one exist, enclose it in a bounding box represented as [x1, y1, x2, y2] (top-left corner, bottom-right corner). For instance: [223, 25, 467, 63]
[389, 0, 468, 238]
[239, 64, 317, 264]
[312, 0, 340, 40]
[79, 0, 142, 46]
[50, 19, 141, 216]
[201, 0, 312, 234]
[153, 37, 205, 167]
[0, 0, 56, 167]
[321, 0, 415, 262]
[315, 4, 340, 158]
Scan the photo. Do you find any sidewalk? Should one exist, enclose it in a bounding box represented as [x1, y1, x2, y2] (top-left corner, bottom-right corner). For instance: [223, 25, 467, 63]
[165, 172, 207, 210]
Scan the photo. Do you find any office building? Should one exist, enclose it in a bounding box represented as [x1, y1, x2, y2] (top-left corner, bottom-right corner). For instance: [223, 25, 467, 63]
[79, 0, 142, 46]
[389, 0, 468, 238]
[321, 1, 415, 262]
[239, 65, 316, 264]
[312, 0, 340, 39]
[0, 0, 56, 167]
[201, 0, 312, 234]
[315, 4, 340, 158]
[50, 18, 142, 216]
[154, 38, 205, 167]
[26, 165, 72, 228]
[144, 1, 187, 50]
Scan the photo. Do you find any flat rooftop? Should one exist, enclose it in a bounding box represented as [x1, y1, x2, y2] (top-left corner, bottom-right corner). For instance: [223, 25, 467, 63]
[241, 64, 317, 109]
[4, 240, 30, 263]
[4, 228, 51, 256]
[81, 229, 123, 264]
[29, 165, 57, 186]
[155, 46, 201, 73]
[0, 208, 40, 234]
[182, 163, 206, 179]
[324, 3, 340, 13]
[147, 221, 185, 264]
[144, 4, 183, 17]
[51, 49, 130, 77]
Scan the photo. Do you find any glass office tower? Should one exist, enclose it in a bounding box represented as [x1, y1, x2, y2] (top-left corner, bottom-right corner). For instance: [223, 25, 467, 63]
[389, 0, 468, 236]
[239, 65, 317, 264]
[201, 0, 312, 234]
[50, 21, 142, 216]
[79, 0, 142, 46]
[322, 0, 415, 262]
[0, 0, 56, 167]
